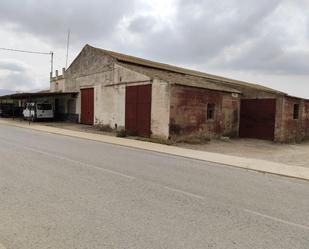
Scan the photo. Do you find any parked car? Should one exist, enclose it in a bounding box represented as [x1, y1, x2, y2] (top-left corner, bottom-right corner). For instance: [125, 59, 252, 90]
[23, 102, 54, 120]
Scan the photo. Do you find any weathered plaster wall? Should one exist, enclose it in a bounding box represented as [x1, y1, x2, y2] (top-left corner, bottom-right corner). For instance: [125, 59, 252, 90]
[50, 77, 66, 92]
[100, 63, 151, 129]
[273, 97, 284, 142]
[114, 63, 150, 84]
[50, 68, 66, 93]
[61, 45, 156, 131]
[151, 78, 170, 139]
[64, 46, 114, 93]
[169, 85, 239, 138]
[64, 46, 116, 126]
[227, 85, 280, 99]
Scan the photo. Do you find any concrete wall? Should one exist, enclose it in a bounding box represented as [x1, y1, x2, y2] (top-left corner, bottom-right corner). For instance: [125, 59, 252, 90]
[50, 69, 66, 92]
[64, 46, 115, 93]
[58, 46, 171, 138]
[50, 78, 65, 92]
[151, 79, 170, 139]
[169, 85, 240, 138]
[96, 63, 150, 129]
[226, 84, 279, 99]
[112, 65, 170, 138]
[63, 45, 116, 126]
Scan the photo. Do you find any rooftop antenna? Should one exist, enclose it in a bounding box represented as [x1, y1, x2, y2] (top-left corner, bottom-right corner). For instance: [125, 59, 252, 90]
[65, 28, 70, 68]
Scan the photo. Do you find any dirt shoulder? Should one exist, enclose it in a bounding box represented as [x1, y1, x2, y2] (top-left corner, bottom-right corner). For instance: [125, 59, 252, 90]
[46, 122, 309, 169]
[176, 138, 309, 168]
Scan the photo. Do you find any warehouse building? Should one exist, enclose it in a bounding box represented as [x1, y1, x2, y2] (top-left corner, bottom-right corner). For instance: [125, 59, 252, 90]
[49, 44, 309, 142]
[50, 45, 242, 140]
[2, 44, 308, 142]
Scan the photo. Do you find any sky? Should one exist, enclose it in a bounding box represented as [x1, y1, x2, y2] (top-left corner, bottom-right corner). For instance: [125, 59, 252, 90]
[0, 0, 308, 98]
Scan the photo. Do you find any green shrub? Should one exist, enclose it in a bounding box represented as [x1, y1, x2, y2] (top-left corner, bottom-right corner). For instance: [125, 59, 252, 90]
[116, 129, 127, 137]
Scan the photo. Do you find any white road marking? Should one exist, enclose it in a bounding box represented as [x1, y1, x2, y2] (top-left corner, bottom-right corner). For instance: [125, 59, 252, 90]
[0, 139, 135, 180]
[164, 186, 205, 200]
[244, 209, 309, 231]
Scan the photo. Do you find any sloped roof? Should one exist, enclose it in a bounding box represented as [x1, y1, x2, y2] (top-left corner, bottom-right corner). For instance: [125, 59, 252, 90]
[0, 91, 78, 99]
[87, 44, 286, 95]
[118, 62, 240, 93]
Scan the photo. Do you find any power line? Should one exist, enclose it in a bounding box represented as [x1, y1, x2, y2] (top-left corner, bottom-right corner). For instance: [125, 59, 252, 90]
[0, 47, 54, 73]
[0, 47, 52, 55]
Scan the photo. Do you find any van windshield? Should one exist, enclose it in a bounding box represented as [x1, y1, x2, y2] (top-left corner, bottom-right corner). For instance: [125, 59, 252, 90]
[37, 104, 52, 110]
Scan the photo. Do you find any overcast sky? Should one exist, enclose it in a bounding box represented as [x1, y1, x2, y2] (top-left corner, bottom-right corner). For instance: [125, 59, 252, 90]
[0, 0, 308, 98]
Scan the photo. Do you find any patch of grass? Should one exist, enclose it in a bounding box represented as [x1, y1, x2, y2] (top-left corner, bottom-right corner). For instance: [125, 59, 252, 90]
[116, 129, 127, 137]
[136, 137, 174, 145]
[173, 132, 211, 144]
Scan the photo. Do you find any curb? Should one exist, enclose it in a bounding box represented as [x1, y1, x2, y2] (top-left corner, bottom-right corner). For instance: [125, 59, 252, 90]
[1, 119, 309, 181]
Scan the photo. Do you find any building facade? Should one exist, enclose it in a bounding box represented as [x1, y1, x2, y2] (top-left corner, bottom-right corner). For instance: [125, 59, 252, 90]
[49, 44, 309, 142]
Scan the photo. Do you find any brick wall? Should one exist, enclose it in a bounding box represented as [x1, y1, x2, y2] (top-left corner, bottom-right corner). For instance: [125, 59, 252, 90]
[169, 85, 239, 138]
[278, 97, 309, 142]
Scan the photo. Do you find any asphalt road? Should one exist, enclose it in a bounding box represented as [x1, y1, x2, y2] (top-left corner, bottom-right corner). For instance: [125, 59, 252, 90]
[0, 124, 308, 249]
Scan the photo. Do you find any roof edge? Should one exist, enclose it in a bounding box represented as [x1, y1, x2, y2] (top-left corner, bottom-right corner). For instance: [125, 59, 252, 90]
[88, 44, 287, 96]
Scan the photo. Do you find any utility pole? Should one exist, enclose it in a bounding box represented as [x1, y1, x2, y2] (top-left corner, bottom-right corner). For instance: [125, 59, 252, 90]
[51, 51, 54, 75]
[65, 29, 70, 68]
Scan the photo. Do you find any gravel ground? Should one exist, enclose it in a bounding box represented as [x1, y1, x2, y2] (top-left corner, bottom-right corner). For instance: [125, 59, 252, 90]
[177, 138, 309, 168]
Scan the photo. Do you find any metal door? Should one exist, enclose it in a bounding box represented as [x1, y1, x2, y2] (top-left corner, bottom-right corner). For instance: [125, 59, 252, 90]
[80, 88, 94, 125]
[239, 99, 276, 140]
[125, 85, 151, 137]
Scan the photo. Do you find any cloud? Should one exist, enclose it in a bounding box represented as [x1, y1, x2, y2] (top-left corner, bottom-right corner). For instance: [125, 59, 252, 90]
[0, 0, 137, 47]
[211, 34, 309, 75]
[128, 16, 157, 33]
[120, 0, 281, 62]
[0, 60, 37, 90]
[0, 0, 308, 97]
[114, 0, 309, 78]
[0, 59, 28, 73]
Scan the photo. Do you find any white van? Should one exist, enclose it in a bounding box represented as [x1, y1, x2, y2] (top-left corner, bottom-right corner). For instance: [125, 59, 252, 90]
[23, 102, 54, 120]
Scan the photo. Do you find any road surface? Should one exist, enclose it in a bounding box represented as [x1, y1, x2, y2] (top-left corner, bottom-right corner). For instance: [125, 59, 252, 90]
[0, 123, 308, 249]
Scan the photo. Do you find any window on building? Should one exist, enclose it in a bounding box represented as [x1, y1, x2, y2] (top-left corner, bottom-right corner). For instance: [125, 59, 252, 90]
[293, 104, 300, 120]
[207, 103, 215, 120]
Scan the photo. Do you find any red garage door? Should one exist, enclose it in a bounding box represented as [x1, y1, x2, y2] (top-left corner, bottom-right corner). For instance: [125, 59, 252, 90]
[240, 99, 276, 140]
[80, 88, 94, 125]
[125, 84, 151, 137]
